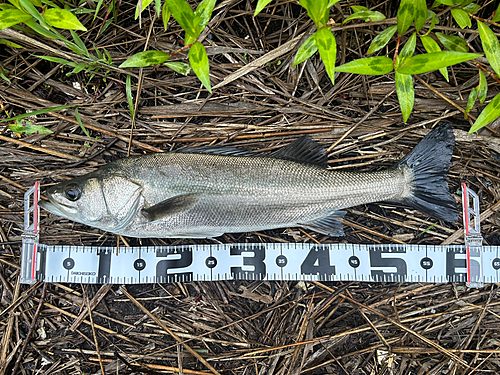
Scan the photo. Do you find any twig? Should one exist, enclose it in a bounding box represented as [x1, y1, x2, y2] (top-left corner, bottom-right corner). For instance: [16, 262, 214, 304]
[11, 282, 48, 375]
[312, 281, 470, 369]
[119, 286, 223, 375]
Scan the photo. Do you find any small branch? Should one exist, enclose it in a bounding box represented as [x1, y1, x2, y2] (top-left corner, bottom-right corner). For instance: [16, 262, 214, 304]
[170, 42, 196, 59]
[393, 34, 401, 70]
[11, 283, 48, 375]
[469, 14, 500, 28]
[475, 63, 500, 85]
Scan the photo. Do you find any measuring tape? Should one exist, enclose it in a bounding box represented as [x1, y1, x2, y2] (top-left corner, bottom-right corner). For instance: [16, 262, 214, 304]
[21, 183, 498, 286]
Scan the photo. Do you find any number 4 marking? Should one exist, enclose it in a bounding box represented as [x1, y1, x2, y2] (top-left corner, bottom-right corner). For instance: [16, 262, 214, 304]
[300, 246, 336, 278]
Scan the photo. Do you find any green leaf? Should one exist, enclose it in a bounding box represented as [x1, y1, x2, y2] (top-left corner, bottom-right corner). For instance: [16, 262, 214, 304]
[436, 32, 469, 52]
[493, 3, 500, 23]
[478, 70, 487, 104]
[299, 0, 329, 28]
[397, 51, 480, 74]
[93, 0, 105, 20]
[0, 38, 24, 48]
[18, 0, 47, 27]
[420, 35, 448, 81]
[189, 41, 211, 92]
[367, 25, 397, 55]
[254, 0, 273, 16]
[164, 61, 191, 75]
[155, 0, 161, 17]
[35, 55, 79, 69]
[351, 5, 370, 13]
[425, 10, 437, 35]
[420, 35, 439, 52]
[462, 3, 480, 14]
[0, 105, 73, 123]
[7, 0, 21, 9]
[397, 0, 415, 35]
[292, 33, 318, 66]
[0, 4, 15, 10]
[315, 27, 336, 85]
[0, 9, 32, 30]
[162, 1, 171, 29]
[126, 75, 134, 119]
[469, 92, 500, 133]
[395, 72, 414, 122]
[399, 32, 416, 58]
[69, 62, 88, 75]
[8, 121, 53, 135]
[103, 47, 112, 64]
[414, 0, 427, 31]
[432, 0, 454, 5]
[119, 50, 170, 68]
[65, 39, 86, 56]
[97, 19, 113, 37]
[44, 8, 87, 31]
[335, 56, 393, 75]
[327, 0, 341, 6]
[350, 6, 367, 12]
[477, 21, 500, 77]
[74, 108, 91, 139]
[343, 10, 386, 23]
[135, 0, 154, 19]
[70, 30, 89, 57]
[194, 0, 216, 34]
[25, 19, 60, 39]
[465, 87, 477, 117]
[42, 0, 60, 6]
[0, 68, 10, 82]
[164, 0, 196, 44]
[451, 8, 471, 28]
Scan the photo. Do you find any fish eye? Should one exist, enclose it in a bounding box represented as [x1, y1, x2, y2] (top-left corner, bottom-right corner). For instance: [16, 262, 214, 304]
[64, 184, 82, 201]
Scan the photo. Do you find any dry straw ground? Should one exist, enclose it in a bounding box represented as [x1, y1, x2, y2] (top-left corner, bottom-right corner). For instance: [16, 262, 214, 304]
[1, 0, 500, 374]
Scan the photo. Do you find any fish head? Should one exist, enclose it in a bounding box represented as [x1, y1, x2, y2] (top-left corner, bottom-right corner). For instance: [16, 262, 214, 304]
[40, 171, 144, 233]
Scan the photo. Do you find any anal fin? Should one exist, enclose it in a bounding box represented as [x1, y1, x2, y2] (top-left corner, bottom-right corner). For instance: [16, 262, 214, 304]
[299, 211, 346, 237]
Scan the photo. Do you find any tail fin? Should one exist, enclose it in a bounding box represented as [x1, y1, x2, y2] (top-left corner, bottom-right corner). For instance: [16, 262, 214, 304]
[395, 123, 458, 222]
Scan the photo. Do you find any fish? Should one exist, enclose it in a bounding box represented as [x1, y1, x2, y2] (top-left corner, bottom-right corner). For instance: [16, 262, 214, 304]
[40, 123, 458, 239]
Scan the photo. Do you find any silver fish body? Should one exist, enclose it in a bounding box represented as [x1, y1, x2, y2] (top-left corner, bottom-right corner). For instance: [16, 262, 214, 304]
[40, 124, 458, 238]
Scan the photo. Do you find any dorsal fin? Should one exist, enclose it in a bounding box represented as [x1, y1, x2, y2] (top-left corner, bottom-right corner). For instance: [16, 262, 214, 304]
[175, 136, 328, 166]
[269, 136, 328, 167]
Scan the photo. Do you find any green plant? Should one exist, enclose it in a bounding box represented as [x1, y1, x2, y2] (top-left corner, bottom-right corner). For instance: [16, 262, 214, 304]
[0, 0, 117, 82]
[0, 0, 86, 43]
[35, 31, 113, 80]
[2, 0, 499, 134]
[0, 104, 73, 136]
[288, 0, 340, 86]
[120, 0, 215, 93]
[255, 0, 499, 133]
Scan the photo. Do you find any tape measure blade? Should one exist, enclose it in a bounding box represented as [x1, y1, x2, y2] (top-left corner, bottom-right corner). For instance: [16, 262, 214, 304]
[28, 242, 500, 284]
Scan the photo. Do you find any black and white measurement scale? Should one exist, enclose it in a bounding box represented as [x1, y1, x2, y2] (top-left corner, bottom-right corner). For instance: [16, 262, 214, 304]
[20, 183, 498, 286]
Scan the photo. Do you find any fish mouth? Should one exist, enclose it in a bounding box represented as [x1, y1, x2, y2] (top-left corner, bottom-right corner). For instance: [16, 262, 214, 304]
[39, 199, 77, 218]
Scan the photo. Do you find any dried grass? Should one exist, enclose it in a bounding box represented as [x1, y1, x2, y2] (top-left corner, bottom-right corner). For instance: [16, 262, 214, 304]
[1, 0, 500, 374]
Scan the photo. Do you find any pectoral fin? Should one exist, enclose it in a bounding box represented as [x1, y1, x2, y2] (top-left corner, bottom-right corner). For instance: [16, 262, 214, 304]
[142, 193, 199, 222]
[299, 211, 346, 237]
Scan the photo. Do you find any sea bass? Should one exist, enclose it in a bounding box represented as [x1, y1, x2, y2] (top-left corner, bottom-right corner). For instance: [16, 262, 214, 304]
[40, 123, 458, 238]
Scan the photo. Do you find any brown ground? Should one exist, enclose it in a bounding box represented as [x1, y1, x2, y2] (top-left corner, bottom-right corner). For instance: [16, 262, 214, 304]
[1, 0, 500, 374]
